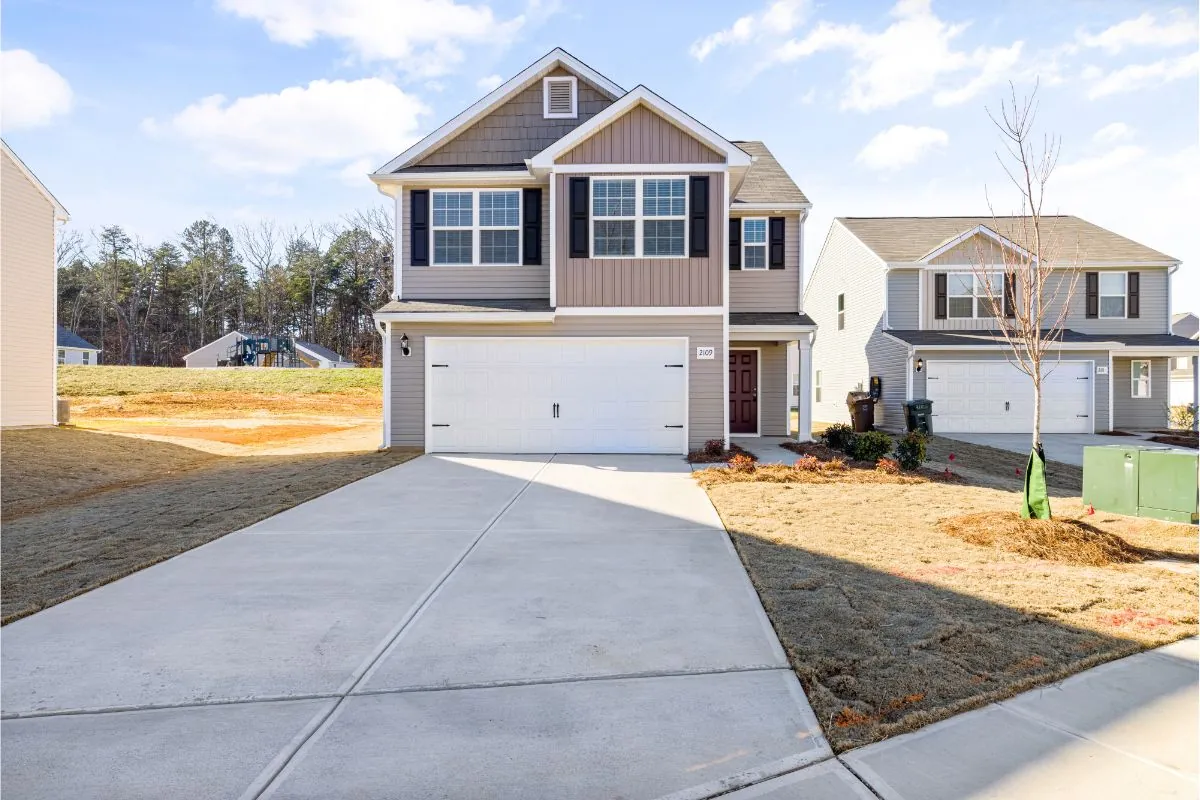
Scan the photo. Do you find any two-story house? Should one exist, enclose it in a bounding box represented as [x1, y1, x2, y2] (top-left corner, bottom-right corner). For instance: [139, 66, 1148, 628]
[369, 49, 815, 454]
[806, 216, 1196, 434]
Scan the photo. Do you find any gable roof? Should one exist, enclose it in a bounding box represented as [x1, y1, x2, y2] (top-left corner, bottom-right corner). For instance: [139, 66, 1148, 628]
[3, 140, 69, 222]
[294, 341, 350, 363]
[1172, 312, 1199, 339]
[372, 48, 624, 177]
[836, 216, 1178, 265]
[57, 325, 97, 350]
[730, 141, 808, 205]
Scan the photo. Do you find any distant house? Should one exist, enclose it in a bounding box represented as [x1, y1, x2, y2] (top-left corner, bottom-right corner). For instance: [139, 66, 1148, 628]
[1169, 312, 1198, 407]
[57, 326, 100, 365]
[2, 141, 69, 427]
[182, 331, 354, 368]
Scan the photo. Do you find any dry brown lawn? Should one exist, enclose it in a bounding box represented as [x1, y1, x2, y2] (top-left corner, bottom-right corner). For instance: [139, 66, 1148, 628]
[701, 475, 1198, 751]
[1, 427, 418, 624]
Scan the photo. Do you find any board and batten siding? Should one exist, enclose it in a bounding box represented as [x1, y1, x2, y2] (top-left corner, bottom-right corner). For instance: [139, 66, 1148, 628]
[387, 315, 724, 450]
[554, 172, 724, 307]
[729, 213, 802, 313]
[411, 68, 615, 168]
[913, 350, 1112, 432]
[731, 342, 790, 436]
[557, 105, 724, 165]
[1112, 356, 1169, 430]
[886, 270, 920, 329]
[1, 149, 57, 427]
[400, 186, 551, 299]
[805, 221, 889, 425]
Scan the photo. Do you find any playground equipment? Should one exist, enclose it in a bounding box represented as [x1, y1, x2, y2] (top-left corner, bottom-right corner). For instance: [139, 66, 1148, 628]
[226, 336, 300, 368]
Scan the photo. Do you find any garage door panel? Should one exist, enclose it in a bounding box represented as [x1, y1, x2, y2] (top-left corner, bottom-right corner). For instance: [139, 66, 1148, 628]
[927, 360, 1091, 434]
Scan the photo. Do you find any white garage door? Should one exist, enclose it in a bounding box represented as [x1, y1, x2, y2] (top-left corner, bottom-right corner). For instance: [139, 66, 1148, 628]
[426, 337, 688, 454]
[926, 360, 1093, 434]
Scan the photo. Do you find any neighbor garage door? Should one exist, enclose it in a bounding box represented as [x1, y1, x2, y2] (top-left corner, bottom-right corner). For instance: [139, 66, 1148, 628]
[926, 360, 1093, 434]
[426, 337, 688, 454]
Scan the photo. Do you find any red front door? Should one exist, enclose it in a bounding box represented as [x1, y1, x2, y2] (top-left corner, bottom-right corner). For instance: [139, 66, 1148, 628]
[729, 350, 758, 434]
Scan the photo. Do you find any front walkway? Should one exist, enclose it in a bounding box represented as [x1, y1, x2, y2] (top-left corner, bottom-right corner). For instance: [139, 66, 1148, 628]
[2, 453, 829, 798]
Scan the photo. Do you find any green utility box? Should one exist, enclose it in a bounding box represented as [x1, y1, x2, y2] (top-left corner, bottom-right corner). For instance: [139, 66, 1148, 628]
[1083, 445, 1199, 524]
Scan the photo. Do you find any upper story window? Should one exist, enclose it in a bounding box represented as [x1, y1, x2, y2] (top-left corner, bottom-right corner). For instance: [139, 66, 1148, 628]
[431, 189, 520, 265]
[1099, 272, 1126, 318]
[946, 272, 1000, 318]
[543, 76, 577, 119]
[742, 218, 767, 269]
[591, 177, 686, 258]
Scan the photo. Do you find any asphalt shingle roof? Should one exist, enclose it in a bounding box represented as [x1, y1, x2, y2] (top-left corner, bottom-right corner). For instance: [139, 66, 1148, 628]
[838, 216, 1177, 264]
[57, 325, 98, 350]
[887, 329, 1197, 349]
[730, 141, 808, 205]
[730, 312, 816, 327]
[294, 341, 349, 363]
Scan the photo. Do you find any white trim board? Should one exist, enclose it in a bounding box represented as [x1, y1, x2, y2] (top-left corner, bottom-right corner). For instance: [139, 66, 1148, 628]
[920, 224, 1034, 263]
[2, 141, 69, 221]
[550, 163, 729, 174]
[375, 312, 555, 323]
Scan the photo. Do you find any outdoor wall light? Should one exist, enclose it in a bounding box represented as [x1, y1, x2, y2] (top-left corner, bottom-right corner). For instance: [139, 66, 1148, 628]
[399, 333, 411, 358]
[915, 357, 924, 373]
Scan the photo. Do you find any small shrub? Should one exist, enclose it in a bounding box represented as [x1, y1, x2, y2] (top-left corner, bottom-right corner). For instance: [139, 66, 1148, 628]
[729, 453, 756, 473]
[876, 457, 901, 475]
[825, 458, 848, 472]
[1169, 404, 1196, 431]
[821, 423, 856, 453]
[794, 455, 822, 471]
[848, 431, 892, 463]
[894, 431, 927, 471]
[703, 438, 725, 456]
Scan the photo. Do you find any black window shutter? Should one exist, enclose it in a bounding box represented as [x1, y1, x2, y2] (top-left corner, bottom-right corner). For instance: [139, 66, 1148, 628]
[768, 217, 785, 269]
[1003, 273, 1016, 318]
[934, 273, 947, 319]
[688, 176, 709, 257]
[728, 218, 741, 269]
[1127, 272, 1139, 318]
[522, 188, 542, 265]
[410, 190, 429, 267]
[568, 178, 589, 258]
[1085, 272, 1099, 318]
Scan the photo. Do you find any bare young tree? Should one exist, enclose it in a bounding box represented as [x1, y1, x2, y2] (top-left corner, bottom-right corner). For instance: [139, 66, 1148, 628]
[237, 219, 282, 332]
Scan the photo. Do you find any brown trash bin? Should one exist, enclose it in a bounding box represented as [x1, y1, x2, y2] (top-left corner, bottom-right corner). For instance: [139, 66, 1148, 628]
[846, 391, 874, 432]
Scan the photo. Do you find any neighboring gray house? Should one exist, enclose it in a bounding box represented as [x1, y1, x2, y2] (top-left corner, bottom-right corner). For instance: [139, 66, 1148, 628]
[806, 216, 1195, 434]
[56, 326, 99, 365]
[1169, 312, 1198, 407]
[368, 48, 816, 454]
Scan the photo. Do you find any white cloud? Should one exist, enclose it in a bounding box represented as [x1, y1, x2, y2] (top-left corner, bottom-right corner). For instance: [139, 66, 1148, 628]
[800, 87, 816, 105]
[1078, 10, 1197, 54]
[1056, 144, 1146, 182]
[0, 50, 73, 130]
[689, 0, 809, 61]
[216, 0, 526, 77]
[1092, 122, 1134, 144]
[856, 124, 948, 170]
[1086, 52, 1199, 99]
[147, 78, 429, 175]
[476, 74, 504, 92]
[770, 0, 1024, 111]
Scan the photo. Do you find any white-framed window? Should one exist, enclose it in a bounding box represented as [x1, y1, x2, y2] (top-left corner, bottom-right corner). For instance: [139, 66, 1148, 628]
[1131, 359, 1151, 398]
[742, 218, 767, 269]
[431, 189, 521, 266]
[57, 349, 66, 365]
[1175, 356, 1191, 370]
[543, 76, 577, 119]
[815, 369, 822, 403]
[590, 177, 687, 258]
[1099, 272, 1127, 318]
[837, 294, 845, 330]
[82, 351, 90, 365]
[947, 272, 1002, 318]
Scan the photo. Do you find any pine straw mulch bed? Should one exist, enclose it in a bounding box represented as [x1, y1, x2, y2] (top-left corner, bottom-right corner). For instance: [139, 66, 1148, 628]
[1149, 430, 1198, 449]
[701, 476, 1198, 752]
[694, 441, 957, 486]
[686, 442, 758, 464]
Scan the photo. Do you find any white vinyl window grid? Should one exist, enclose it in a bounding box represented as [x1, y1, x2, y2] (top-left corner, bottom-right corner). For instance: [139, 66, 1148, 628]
[430, 189, 522, 266]
[1130, 359, 1151, 398]
[1099, 271, 1127, 319]
[946, 272, 1002, 318]
[837, 294, 845, 330]
[590, 176, 688, 259]
[543, 76, 578, 119]
[57, 349, 66, 365]
[742, 217, 767, 270]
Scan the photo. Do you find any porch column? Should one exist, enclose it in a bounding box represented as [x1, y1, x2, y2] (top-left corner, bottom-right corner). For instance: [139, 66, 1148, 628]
[796, 334, 814, 442]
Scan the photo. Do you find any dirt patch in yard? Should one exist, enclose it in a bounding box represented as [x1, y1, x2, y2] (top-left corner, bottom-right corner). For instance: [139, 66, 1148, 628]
[70, 390, 380, 419]
[925, 435, 1083, 491]
[702, 478, 1197, 751]
[1148, 431, 1198, 449]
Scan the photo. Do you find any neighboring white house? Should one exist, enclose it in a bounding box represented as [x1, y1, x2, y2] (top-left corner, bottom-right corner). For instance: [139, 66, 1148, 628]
[1169, 312, 1198, 407]
[56, 326, 100, 365]
[182, 331, 355, 368]
[2, 141, 69, 427]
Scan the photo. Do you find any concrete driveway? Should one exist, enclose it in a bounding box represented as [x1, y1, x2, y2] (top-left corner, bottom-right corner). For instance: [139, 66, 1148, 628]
[1, 453, 830, 799]
[937, 432, 1163, 467]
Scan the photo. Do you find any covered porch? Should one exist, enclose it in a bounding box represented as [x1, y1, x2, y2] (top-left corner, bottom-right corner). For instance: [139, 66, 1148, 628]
[728, 313, 816, 442]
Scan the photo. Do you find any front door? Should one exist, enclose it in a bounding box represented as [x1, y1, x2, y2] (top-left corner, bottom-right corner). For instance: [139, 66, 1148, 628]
[729, 350, 758, 434]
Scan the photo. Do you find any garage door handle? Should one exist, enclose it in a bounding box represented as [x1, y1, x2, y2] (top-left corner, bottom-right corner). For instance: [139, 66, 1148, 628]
[665, 364, 683, 368]
[1005, 401, 1010, 411]
[1077, 414, 1089, 418]
[553, 403, 559, 419]
[664, 425, 683, 429]
[432, 424, 449, 428]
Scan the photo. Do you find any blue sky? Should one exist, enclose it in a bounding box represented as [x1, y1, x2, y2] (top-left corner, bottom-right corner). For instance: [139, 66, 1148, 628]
[3, 0, 1197, 310]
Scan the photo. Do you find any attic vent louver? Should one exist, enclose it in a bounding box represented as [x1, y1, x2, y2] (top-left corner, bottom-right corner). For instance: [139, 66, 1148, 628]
[543, 76, 577, 119]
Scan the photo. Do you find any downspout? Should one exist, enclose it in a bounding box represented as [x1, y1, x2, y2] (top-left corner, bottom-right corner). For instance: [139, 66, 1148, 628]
[375, 318, 391, 450]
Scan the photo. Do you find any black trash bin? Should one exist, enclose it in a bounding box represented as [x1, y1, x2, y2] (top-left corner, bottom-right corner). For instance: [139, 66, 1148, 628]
[847, 392, 875, 432]
[904, 399, 933, 435]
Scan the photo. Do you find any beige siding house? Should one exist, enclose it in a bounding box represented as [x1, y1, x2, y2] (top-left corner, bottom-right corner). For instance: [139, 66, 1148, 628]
[806, 216, 1193, 435]
[369, 49, 815, 454]
[2, 142, 68, 427]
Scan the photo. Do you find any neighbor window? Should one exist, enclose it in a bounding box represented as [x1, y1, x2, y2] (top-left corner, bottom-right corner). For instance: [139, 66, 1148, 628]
[57, 349, 65, 365]
[1100, 272, 1127, 318]
[837, 294, 845, 330]
[82, 351, 90, 365]
[431, 189, 520, 266]
[1131, 359, 1151, 398]
[742, 218, 767, 269]
[815, 370, 822, 403]
[1176, 356, 1191, 370]
[591, 177, 687, 258]
[947, 272, 1001, 318]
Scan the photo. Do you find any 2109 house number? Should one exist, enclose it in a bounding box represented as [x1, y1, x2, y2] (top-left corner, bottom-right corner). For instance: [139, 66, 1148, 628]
[696, 346, 715, 360]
